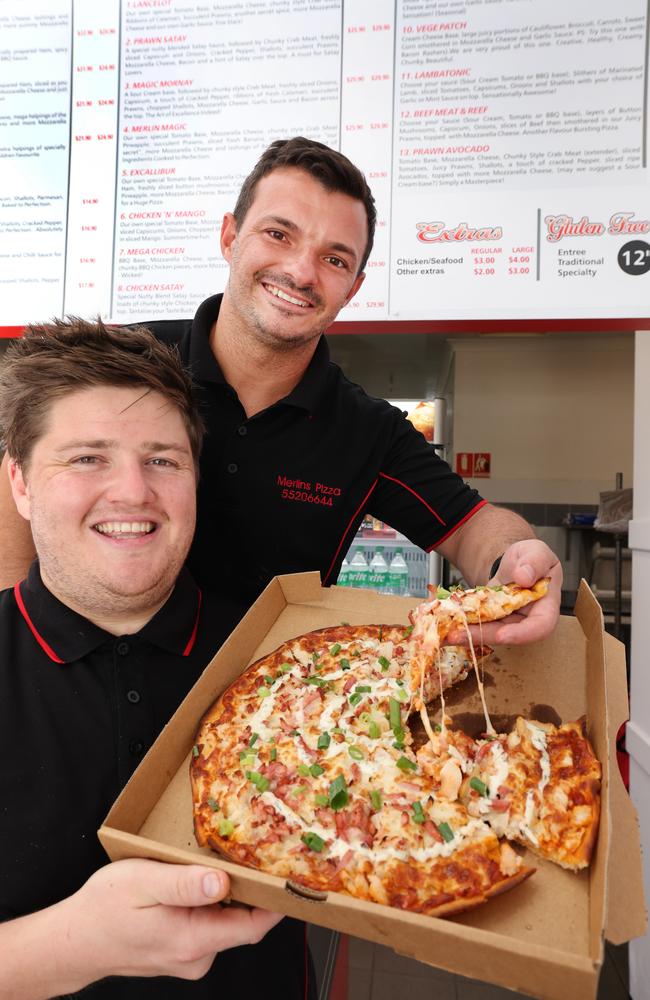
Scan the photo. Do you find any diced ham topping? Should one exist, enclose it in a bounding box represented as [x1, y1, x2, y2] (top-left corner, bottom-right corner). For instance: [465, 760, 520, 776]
[424, 820, 443, 842]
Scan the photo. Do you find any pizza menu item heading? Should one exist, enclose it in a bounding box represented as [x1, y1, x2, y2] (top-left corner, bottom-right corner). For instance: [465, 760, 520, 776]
[1, 0, 649, 327]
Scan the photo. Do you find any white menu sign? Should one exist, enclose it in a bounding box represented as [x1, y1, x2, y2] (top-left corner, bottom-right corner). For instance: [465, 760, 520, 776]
[0, 0, 648, 328]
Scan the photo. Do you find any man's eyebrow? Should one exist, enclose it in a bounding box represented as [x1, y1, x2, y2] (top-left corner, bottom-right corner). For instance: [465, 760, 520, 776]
[56, 439, 191, 454]
[141, 440, 192, 454]
[257, 214, 359, 263]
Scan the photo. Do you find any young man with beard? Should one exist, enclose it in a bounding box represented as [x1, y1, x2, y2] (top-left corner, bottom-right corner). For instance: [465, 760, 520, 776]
[0, 137, 562, 649]
[0, 319, 314, 999]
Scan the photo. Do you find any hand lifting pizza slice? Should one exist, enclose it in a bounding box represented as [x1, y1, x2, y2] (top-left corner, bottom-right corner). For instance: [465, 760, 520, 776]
[408, 579, 550, 711]
[190, 577, 600, 921]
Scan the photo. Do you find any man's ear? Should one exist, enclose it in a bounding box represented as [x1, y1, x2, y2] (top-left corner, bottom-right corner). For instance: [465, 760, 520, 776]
[220, 212, 238, 263]
[343, 270, 365, 307]
[8, 459, 31, 521]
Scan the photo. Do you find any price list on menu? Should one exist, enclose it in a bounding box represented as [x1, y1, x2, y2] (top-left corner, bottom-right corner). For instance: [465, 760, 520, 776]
[0, 0, 648, 329]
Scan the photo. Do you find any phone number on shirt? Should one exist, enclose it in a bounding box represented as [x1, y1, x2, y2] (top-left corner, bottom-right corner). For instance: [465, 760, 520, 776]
[280, 488, 335, 506]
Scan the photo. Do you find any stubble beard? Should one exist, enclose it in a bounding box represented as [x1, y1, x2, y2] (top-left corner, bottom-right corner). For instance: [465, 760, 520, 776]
[229, 266, 334, 353]
[31, 509, 186, 623]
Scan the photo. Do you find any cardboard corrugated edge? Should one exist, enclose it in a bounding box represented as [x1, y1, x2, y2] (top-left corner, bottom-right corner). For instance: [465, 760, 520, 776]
[98, 573, 638, 1000]
[601, 632, 647, 944]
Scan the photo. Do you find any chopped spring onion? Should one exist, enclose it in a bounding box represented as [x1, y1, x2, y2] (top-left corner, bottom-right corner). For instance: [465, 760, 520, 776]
[355, 685, 371, 693]
[255, 776, 270, 793]
[328, 775, 349, 811]
[310, 763, 324, 777]
[349, 693, 363, 707]
[315, 794, 329, 807]
[412, 801, 425, 824]
[368, 720, 381, 740]
[219, 819, 234, 837]
[438, 822, 454, 843]
[340, 658, 351, 670]
[302, 832, 325, 852]
[389, 697, 401, 732]
[257, 686, 271, 698]
[317, 732, 331, 750]
[249, 733, 259, 747]
[470, 776, 489, 797]
[396, 756, 417, 772]
[192, 745, 200, 758]
[348, 746, 364, 761]
[269, 748, 277, 762]
[378, 655, 390, 671]
[207, 797, 220, 812]
[279, 662, 293, 673]
[298, 764, 311, 778]
[370, 790, 383, 811]
[330, 643, 342, 656]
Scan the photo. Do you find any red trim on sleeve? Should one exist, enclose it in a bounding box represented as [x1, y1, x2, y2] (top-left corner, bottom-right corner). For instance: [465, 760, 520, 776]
[13, 582, 65, 664]
[182, 586, 202, 656]
[322, 479, 378, 586]
[425, 499, 488, 551]
[378, 472, 446, 526]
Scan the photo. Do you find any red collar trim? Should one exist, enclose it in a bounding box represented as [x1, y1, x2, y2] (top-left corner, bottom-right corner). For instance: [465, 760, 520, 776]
[182, 586, 202, 656]
[14, 581, 65, 664]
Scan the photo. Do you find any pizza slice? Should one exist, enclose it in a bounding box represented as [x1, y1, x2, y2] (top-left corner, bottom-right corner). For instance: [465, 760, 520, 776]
[408, 579, 550, 711]
[460, 716, 601, 870]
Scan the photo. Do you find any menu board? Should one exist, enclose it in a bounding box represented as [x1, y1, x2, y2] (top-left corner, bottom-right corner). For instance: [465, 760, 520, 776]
[0, 0, 648, 329]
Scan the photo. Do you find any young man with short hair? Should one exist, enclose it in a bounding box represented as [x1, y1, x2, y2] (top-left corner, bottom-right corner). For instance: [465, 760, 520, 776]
[0, 318, 312, 999]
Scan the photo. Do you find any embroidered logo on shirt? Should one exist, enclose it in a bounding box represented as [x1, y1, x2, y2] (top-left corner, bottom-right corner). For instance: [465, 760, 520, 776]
[276, 474, 342, 508]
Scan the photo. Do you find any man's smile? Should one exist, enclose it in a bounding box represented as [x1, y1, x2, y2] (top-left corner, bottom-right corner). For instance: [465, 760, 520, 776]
[93, 520, 157, 539]
[261, 281, 315, 309]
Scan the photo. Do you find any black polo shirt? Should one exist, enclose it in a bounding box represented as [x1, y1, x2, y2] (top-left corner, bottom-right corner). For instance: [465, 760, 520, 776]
[144, 294, 486, 605]
[0, 564, 310, 999]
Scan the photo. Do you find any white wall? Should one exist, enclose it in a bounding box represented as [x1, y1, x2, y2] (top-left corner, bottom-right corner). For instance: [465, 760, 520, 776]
[629, 331, 650, 999]
[450, 333, 634, 504]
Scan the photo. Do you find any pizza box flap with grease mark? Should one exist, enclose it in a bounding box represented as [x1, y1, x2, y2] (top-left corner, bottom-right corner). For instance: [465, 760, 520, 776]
[99, 573, 644, 1000]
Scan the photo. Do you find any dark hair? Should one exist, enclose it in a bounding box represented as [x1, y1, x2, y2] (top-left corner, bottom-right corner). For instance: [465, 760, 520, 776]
[233, 137, 376, 274]
[0, 317, 204, 470]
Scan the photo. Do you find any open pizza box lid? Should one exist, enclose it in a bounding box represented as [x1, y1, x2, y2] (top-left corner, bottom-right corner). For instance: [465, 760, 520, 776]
[99, 574, 646, 1000]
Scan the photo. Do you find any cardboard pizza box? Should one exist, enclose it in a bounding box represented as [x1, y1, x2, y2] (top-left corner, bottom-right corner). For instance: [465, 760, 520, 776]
[99, 574, 646, 1000]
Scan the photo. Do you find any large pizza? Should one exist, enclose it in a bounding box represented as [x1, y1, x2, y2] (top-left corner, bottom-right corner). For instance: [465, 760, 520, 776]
[191, 581, 601, 918]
